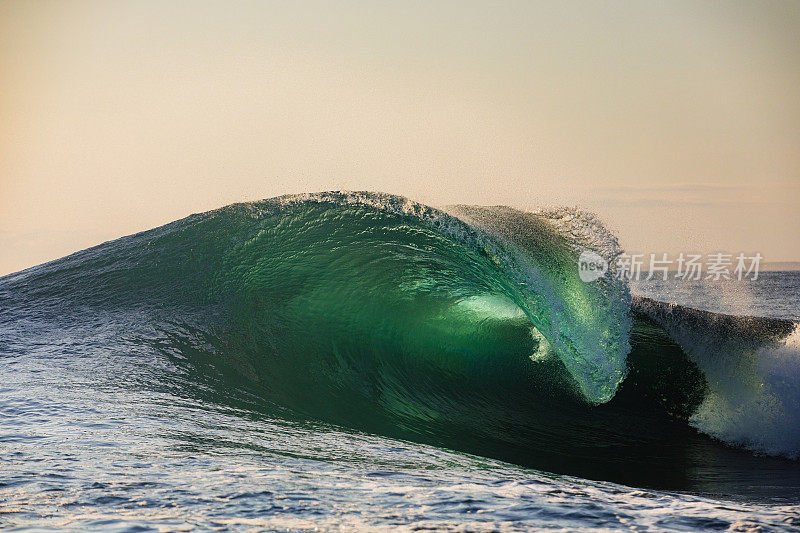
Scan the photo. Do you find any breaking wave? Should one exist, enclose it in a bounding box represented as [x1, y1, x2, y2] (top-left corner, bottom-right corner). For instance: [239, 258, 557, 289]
[2, 191, 798, 493]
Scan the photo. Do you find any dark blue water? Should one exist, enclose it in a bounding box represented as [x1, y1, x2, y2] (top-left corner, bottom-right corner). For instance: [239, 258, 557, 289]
[1, 345, 798, 531]
[1, 197, 798, 531]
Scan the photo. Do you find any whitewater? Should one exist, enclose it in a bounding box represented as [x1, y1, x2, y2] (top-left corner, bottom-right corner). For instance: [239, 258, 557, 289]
[1, 191, 798, 531]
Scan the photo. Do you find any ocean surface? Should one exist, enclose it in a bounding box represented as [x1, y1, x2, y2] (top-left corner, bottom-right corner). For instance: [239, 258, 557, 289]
[1, 192, 798, 531]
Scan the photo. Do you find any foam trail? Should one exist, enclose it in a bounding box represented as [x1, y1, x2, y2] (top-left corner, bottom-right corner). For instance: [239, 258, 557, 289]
[633, 297, 800, 458]
[691, 324, 800, 458]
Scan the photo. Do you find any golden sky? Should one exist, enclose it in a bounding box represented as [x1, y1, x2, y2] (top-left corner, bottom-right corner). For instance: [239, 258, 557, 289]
[1, 1, 799, 276]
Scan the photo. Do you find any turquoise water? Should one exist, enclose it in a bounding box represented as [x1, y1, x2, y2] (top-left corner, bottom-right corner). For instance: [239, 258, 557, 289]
[1, 192, 798, 530]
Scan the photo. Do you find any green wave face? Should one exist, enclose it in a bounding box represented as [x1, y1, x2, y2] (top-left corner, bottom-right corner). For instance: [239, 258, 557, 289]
[196, 192, 630, 405]
[6, 191, 631, 407]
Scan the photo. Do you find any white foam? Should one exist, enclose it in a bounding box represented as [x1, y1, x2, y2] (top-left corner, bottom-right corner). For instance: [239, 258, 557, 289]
[690, 324, 800, 458]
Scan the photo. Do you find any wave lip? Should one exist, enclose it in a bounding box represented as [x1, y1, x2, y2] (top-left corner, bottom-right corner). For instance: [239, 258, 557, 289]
[447, 204, 631, 403]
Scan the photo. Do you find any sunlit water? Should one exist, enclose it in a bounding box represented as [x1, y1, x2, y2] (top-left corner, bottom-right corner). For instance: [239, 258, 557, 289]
[1, 194, 798, 533]
[2, 352, 798, 531]
[0, 276, 796, 531]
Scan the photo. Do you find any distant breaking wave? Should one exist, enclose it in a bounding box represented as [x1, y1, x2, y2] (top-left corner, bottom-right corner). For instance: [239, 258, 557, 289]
[633, 297, 800, 458]
[1, 191, 798, 493]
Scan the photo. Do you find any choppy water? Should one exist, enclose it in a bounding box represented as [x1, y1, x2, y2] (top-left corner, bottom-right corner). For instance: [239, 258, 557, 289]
[632, 271, 800, 321]
[1, 192, 798, 531]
